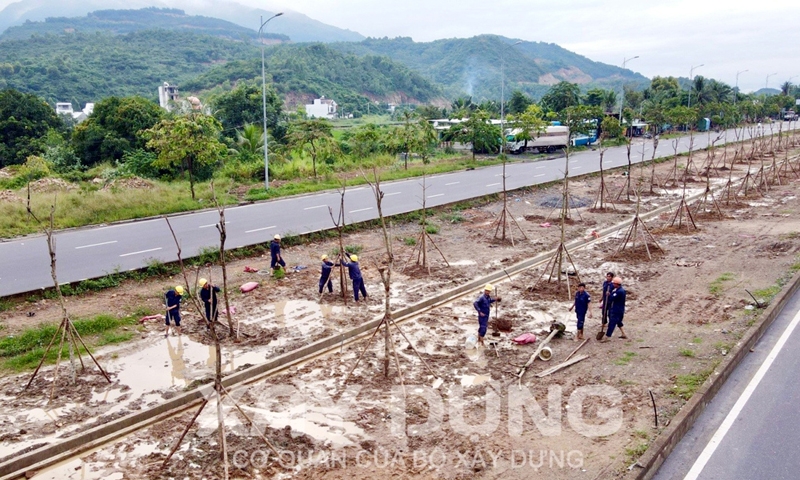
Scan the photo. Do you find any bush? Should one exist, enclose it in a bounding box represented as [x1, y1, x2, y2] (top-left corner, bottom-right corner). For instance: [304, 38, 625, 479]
[118, 149, 162, 179]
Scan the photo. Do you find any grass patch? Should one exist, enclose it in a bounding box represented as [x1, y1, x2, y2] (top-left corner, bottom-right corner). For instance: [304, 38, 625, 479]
[425, 223, 440, 235]
[440, 212, 465, 224]
[633, 429, 649, 440]
[403, 237, 417, 246]
[672, 367, 714, 400]
[0, 313, 139, 372]
[709, 272, 735, 296]
[0, 300, 11, 313]
[691, 337, 703, 344]
[614, 351, 636, 366]
[625, 442, 649, 460]
[753, 285, 781, 303]
[679, 348, 696, 358]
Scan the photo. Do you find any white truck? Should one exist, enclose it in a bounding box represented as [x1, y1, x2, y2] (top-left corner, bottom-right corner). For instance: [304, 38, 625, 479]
[505, 125, 570, 154]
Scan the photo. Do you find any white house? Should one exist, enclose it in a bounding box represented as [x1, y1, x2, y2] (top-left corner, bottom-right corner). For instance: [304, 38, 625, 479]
[305, 96, 337, 119]
[55, 102, 95, 123]
[158, 82, 179, 110]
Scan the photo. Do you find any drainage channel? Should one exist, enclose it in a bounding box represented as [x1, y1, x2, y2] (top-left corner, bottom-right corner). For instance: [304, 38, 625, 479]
[0, 176, 751, 480]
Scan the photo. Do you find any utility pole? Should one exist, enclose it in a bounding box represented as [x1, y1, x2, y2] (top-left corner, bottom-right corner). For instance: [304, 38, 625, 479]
[259, 12, 283, 191]
[735, 69, 748, 105]
[499, 40, 522, 156]
[688, 64, 704, 108]
[618, 55, 639, 121]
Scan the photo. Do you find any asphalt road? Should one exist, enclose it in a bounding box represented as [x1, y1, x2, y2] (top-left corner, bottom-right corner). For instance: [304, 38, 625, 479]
[1, 122, 796, 297]
[653, 287, 800, 480]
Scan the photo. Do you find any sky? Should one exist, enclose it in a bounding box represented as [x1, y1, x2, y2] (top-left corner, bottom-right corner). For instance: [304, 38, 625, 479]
[261, 0, 797, 93]
[0, 0, 796, 93]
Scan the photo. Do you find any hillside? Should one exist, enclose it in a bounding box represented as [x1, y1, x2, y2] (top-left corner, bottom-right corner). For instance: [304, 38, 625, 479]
[330, 35, 650, 100]
[0, 8, 289, 42]
[0, 0, 364, 43]
[184, 43, 443, 110]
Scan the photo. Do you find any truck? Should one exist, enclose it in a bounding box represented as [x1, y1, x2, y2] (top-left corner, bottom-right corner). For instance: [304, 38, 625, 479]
[506, 125, 570, 154]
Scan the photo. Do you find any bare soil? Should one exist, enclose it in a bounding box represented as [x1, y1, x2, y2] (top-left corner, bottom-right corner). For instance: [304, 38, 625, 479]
[2, 138, 800, 479]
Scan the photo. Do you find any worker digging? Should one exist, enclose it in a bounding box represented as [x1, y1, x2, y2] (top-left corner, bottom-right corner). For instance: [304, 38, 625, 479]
[199, 278, 220, 330]
[473, 283, 501, 347]
[341, 254, 368, 302]
[164, 285, 183, 338]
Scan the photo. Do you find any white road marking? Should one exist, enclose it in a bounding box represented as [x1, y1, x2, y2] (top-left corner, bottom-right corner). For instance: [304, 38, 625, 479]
[245, 225, 276, 233]
[486, 182, 501, 187]
[349, 207, 373, 213]
[303, 204, 328, 210]
[384, 192, 402, 197]
[495, 173, 504, 176]
[445, 181, 460, 186]
[535, 166, 547, 169]
[534, 174, 546, 178]
[683, 308, 800, 480]
[199, 221, 229, 229]
[120, 247, 162, 257]
[75, 240, 118, 250]
[573, 166, 583, 170]
[427, 194, 445, 198]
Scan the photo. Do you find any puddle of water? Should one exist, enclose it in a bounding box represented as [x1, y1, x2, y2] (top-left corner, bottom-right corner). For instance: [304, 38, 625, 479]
[240, 300, 342, 330]
[243, 404, 364, 448]
[459, 374, 491, 387]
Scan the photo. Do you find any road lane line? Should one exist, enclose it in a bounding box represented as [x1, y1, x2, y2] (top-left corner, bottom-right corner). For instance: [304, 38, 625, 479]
[573, 167, 583, 170]
[303, 205, 328, 210]
[120, 247, 162, 257]
[683, 308, 800, 480]
[75, 241, 118, 250]
[199, 221, 229, 229]
[486, 182, 501, 187]
[384, 192, 402, 197]
[245, 225, 276, 233]
[427, 194, 445, 198]
[535, 166, 547, 169]
[534, 174, 546, 178]
[445, 182, 460, 186]
[349, 207, 373, 213]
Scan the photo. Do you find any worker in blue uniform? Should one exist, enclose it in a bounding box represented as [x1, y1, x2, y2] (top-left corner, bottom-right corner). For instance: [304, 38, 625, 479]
[342, 254, 368, 302]
[318, 254, 338, 294]
[569, 282, 592, 340]
[473, 283, 501, 346]
[270, 234, 285, 271]
[598, 271, 614, 328]
[601, 276, 628, 341]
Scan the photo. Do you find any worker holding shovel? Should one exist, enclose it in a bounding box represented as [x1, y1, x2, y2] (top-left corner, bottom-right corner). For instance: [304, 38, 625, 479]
[568, 282, 592, 340]
[597, 271, 614, 338]
[199, 278, 220, 330]
[600, 277, 627, 342]
[473, 284, 501, 347]
[164, 285, 184, 338]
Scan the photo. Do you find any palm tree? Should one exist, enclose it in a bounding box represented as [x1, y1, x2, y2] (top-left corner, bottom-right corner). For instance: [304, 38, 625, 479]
[232, 123, 263, 156]
[781, 81, 792, 96]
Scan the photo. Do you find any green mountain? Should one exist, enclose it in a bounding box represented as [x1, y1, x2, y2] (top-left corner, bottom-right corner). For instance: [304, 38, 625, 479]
[0, 7, 288, 42]
[330, 35, 650, 100]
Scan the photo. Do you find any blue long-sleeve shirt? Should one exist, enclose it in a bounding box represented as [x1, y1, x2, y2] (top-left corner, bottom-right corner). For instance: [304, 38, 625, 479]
[473, 293, 495, 317]
[342, 260, 362, 280]
[601, 280, 614, 309]
[608, 286, 626, 316]
[320, 260, 338, 279]
[269, 240, 281, 260]
[573, 290, 591, 314]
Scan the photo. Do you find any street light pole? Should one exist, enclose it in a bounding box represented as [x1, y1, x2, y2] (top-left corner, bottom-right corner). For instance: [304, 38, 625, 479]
[259, 12, 283, 191]
[765, 72, 778, 90]
[734, 69, 748, 106]
[687, 64, 704, 108]
[618, 55, 639, 121]
[500, 41, 522, 156]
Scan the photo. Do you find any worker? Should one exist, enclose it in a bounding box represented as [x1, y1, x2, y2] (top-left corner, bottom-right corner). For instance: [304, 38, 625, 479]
[341, 254, 368, 302]
[473, 284, 501, 347]
[199, 278, 220, 328]
[318, 254, 338, 294]
[569, 282, 592, 340]
[598, 271, 614, 328]
[165, 285, 184, 337]
[270, 234, 285, 272]
[601, 276, 627, 342]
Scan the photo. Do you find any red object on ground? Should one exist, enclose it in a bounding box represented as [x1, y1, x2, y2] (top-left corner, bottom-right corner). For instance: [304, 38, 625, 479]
[244, 266, 259, 273]
[512, 333, 537, 344]
[539, 222, 551, 228]
[139, 314, 164, 324]
[240, 281, 259, 293]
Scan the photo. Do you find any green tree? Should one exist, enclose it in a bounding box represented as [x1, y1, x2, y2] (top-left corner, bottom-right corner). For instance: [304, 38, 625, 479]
[540, 81, 581, 113]
[72, 96, 163, 166]
[583, 88, 606, 107]
[0, 89, 63, 166]
[507, 90, 532, 115]
[450, 96, 476, 118]
[210, 82, 284, 141]
[350, 123, 386, 162]
[287, 118, 338, 178]
[231, 123, 264, 159]
[143, 114, 226, 199]
[507, 104, 547, 152]
[447, 110, 500, 160]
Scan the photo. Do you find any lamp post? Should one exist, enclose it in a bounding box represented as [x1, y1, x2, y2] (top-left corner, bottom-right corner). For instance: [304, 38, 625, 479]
[499, 41, 522, 155]
[734, 69, 748, 105]
[766, 72, 778, 90]
[259, 12, 283, 191]
[618, 55, 639, 121]
[687, 64, 704, 108]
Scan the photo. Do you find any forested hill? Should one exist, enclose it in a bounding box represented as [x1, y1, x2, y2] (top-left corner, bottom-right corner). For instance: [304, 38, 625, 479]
[0, 31, 442, 111]
[0, 8, 289, 42]
[184, 43, 443, 107]
[330, 35, 650, 100]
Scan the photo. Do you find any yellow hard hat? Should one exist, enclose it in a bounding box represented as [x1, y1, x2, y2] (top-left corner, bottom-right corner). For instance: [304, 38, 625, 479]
[350, 254, 358, 261]
[199, 278, 208, 287]
[274, 234, 281, 240]
[321, 254, 328, 260]
[484, 283, 493, 292]
[175, 285, 185, 295]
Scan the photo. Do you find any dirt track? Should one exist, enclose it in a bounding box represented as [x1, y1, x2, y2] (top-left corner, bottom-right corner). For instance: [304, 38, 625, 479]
[2, 136, 800, 479]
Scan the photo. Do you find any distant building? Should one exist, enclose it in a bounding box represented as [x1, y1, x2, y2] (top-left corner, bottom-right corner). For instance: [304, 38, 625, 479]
[158, 82, 179, 110]
[305, 96, 337, 119]
[54, 102, 94, 123]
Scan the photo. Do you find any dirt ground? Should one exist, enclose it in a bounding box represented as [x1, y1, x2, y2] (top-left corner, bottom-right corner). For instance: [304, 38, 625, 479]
[2, 136, 800, 479]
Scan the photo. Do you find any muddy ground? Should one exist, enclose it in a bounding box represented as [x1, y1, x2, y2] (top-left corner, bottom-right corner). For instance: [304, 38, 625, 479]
[2, 136, 800, 479]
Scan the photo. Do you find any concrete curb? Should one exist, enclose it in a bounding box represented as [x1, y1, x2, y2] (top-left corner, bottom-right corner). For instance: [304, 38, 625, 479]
[625, 270, 800, 480]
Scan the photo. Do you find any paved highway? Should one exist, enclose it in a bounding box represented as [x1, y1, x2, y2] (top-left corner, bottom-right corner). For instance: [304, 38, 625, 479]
[0, 123, 796, 297]
[653, 288, 800, 480]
